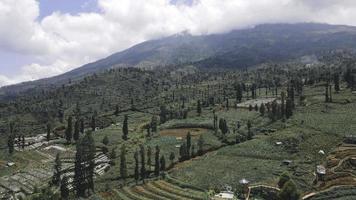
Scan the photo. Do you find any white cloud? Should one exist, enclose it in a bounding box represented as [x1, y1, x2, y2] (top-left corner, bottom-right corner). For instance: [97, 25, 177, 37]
[2, 0, 356, 87]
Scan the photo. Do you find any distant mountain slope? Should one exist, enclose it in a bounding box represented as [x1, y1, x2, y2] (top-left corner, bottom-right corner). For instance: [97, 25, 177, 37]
[2, 23, 356, 96]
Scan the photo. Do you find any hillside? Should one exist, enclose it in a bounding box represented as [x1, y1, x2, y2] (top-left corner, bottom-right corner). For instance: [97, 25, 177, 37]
[2, 23, 356, 96]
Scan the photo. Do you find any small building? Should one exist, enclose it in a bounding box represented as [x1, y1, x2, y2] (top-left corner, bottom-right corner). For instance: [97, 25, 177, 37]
[344, 135, 356, 144]
[6, 162, 15, 167]
[275, 141, 283, 146]
[316, 165, 326, 181]
[213, 191, 234, 200]
[282, 160, 292, 166]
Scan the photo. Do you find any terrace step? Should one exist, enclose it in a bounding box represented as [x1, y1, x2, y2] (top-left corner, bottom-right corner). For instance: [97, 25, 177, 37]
[121, 187, 151, 200]
[131, 185, 170, 200]
[143, 182, 190, 200]
[152, 181, 205, 200]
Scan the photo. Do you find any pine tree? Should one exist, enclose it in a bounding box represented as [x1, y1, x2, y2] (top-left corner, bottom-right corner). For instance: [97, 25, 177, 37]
[139, 145, 146, 181]
[259, 103, 266, 116]
[150, 116, 158, 133]
[46, 123, 51, 141]
[159, 106, 167, 124]
[186, 132, 192, 158]
[154, 145, 160, 176]
[270, 100, 279, 121]
[160, 155, 166, 171]
[236, 83, 243, 102]
[21, 135, 25, 149]
[102, 135, 109, 146]
[179, 142, 188, 161]
[134, 151, 139, 184]
[334, 73, 340, 92]
[91, 116, 96, 131]
[254, 104, 258, 111]
[74, 131, 95, 197]
[7, 135, 14, 154]
[325, 84, 329, 103]
[120, 145, 127, 180]
[169, 152, 175, 166]
[281, 91, 286, 119]
[122, 115, 128, 140]
[115, 104, 120, 116]
[285, 98, 293, 119]
[65, 116, 73, 144]
[197, 100, 202, 115]
[197, 135, 204, 156]
[60, 175, 69, 200]
[52, 153, 62, 186]
[80, 119, 85, 134]
[249, 104, 253, 111]
[147, 146, 152, 167]
[73, 119, 80, 142]
[191, 144, 196, 158]
[219, 118, 228, 135]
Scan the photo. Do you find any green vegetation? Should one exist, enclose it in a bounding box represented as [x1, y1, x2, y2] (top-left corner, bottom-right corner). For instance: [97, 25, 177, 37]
[0, 51, 355, 199]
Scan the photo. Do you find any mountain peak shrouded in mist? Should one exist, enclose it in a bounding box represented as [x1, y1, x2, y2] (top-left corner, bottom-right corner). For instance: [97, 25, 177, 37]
[2, 22, 356, 95]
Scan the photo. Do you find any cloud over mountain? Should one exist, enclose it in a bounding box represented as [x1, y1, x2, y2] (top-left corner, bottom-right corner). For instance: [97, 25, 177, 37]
[2, 0, 356, 86]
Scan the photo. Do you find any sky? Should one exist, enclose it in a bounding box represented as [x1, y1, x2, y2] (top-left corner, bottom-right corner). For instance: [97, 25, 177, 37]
[1, 0, 356, 87]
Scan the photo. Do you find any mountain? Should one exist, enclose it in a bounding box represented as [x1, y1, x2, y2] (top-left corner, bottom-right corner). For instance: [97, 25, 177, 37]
[2, 23, 356, 96]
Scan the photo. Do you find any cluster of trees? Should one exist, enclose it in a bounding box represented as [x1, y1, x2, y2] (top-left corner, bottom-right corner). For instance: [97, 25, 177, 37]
[64, 116, 86, 144]
[51, 131, 96, 199]
[277, 172, 300, 200]
[117, 144, 166, 185]
[179, 133, 205, 162]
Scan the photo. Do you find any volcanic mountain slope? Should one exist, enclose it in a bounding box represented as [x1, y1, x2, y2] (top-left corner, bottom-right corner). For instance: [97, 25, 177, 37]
[2, 23, 356, 95]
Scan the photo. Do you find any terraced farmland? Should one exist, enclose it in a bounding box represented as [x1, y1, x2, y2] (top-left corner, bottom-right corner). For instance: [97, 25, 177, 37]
[115, 179, 207, 200]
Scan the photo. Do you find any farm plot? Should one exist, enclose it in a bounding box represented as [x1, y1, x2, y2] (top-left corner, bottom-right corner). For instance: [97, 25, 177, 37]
[114, 179, 207, 200]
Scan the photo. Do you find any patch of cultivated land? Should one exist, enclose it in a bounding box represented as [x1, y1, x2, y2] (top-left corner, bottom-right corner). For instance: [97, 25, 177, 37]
[170, 86, 356, 197]
[160, 128, 208, 138]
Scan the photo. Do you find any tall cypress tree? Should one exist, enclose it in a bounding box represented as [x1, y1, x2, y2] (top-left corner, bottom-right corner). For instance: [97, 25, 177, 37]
[134, 151, 139, 184]
[197, 135, 204, 156]
[150, 116, 158, 133]
[334, 73, 340, 92]
[122, 115, 128, 140]
[74, 131, 95, 197]
[186, 132, 192, 158]
[46, 123, 51, 141]
[120, 145, 127, 180]
[325, 84, 329, 103]
[197, 100, 202, 116]
[286, 99, 293, 119]
[147, 146, 152, 169]
[139, 145, 146, 181]
[236, 83, 243, 102]
[80, 119, 85, 134]
[65, 116, 73, 144]
[7, 135, 14, 154]
[52, 153, 62, 186]
[60, 175, 69, 200]
[281, 91, 286, 119]
[160, 155, 166, 172]
[73, 119, 80, 142]
[91, 116, 96, 131]
[154, 145, 160, 176]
